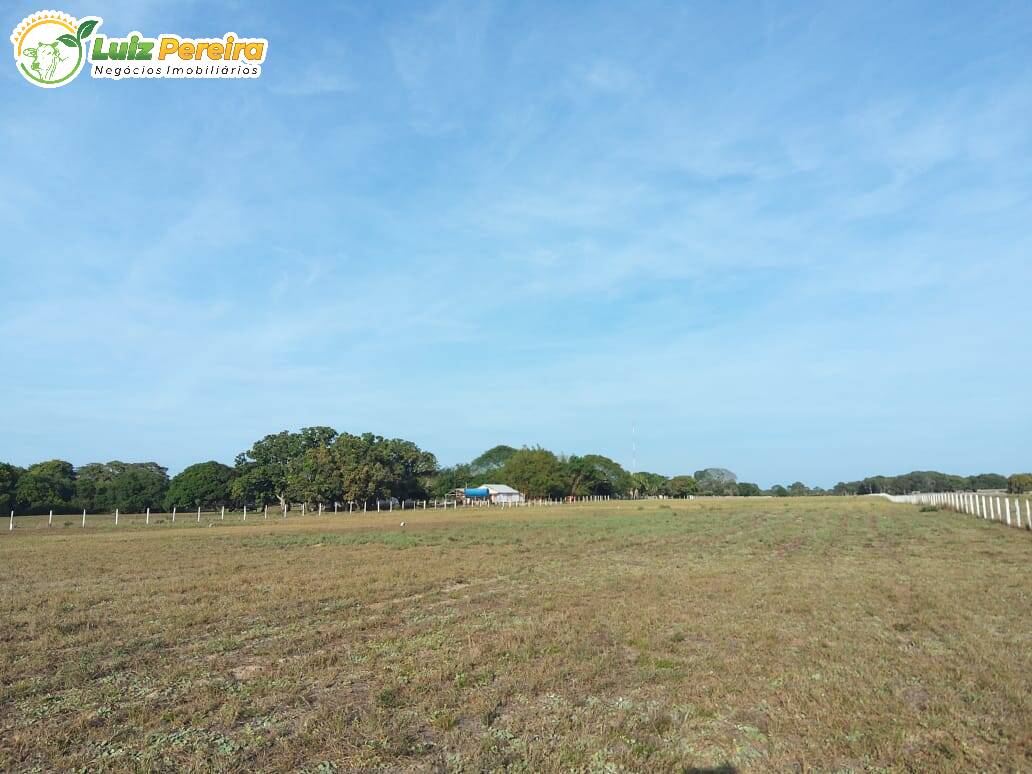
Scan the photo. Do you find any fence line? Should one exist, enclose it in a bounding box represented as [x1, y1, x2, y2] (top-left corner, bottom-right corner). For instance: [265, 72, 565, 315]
[2, 494, 635, 531]
[883, 491, 1032, 530]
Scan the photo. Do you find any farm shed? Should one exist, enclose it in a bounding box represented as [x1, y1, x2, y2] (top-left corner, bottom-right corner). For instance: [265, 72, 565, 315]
[480, 484, 524, 504]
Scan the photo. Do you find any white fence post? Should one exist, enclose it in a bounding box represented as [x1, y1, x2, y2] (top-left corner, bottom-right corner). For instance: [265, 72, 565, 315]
[243, 505, 247, 521]
[264, 505, 268, 519]
[82, 508, 86, 528]
[48, 509, 53, 528]
[221, 505, 225, 521]
[9, 510, 13, 531]
[146, 507, 150, 525]
[197, 506, 201, 523]
[172, 506, 176, 523]
[115, 508, 119, 526]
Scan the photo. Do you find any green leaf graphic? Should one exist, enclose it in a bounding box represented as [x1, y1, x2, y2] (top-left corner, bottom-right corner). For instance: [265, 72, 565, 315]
[58, 34, 78, 47]
[76, 19, 98, 40]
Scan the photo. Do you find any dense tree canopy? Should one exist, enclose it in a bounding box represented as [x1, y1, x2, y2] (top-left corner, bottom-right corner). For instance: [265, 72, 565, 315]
[834, 470, 1011, 496]
[631, 471, 667, 497]
[499, 448, 570, 499]
[0, 462, 23, 514]
[663, 475, 698, 497]
[693, 468, 738, 496]
[1008, 474, 1032, 494]
[469, 445, 518, 476]
[15, 460, 76, 514]
[75, 462, 169, 513]
[231, 427, 338, 508]
[566, 454, 632, 497]
[0, 431, 1018, 513]
[166, 461, 237, 508]
[429, 463, 475, 497]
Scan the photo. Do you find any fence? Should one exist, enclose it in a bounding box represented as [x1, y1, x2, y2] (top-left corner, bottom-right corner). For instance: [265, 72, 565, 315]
[4, 494, 618, 531]
[883, 491, 1032, 530]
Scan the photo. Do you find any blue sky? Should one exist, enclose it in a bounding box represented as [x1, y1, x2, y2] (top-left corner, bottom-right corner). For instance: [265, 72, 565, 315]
[2, 1, 1030, 487]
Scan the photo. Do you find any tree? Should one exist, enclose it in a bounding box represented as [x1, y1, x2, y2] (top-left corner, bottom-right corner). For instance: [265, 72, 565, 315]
[328, 433, 437, 504]
[736, 482, 761, 497]
[769, 484, 789, 497]
[501, 448, 569, 499]
[0, 463, 23, 514]
[166, 461, 237, 508]
[693, 468, 737, 496]
[1007, 474, 1032, 494]
[566, 454, 632, 497]
[631, 471, 667, 497]
[664, 475, 698, 497]
[832, 481, 858, 496]
[469, 445, 517, 476]
[968, 473, 1007, 491]
[287, 445, 342, 507]
[15, 460, 76, 514]
[430, 464, 475, 497]
[787, 481, 810, 497]
[75, 461, 168, 512]
[232, 427, 338, 508]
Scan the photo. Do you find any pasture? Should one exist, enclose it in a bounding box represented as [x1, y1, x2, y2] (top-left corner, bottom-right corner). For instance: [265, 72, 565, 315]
[1, 498, 1029, 771]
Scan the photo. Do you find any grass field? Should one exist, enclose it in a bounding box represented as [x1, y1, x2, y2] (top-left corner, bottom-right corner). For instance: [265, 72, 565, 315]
[1, 498, 1029, 772]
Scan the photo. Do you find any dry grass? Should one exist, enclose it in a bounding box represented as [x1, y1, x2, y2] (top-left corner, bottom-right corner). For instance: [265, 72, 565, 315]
[1, 498, 1029, 772]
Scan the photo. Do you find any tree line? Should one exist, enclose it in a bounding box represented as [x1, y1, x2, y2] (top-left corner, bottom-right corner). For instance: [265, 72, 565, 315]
[0, 426, 1027, 514]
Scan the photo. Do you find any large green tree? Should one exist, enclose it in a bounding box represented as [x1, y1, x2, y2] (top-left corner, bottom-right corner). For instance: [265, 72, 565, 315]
[663, 475, 698, 497]
[430, 463, 475, 497]
[501, 448, 570, 499]
[232, 427, 338, 508]
[1007, 474, 1032, 494]
[75, 461, 169, 512]
[327, 433, 437, 504]
[693, 468, 738, 496]
[736, 482, 761, 497]
[469, 445, 518, 476]
[15, 460, 76, 514]
[968, 473, 1008, 491]
[566, 454, 632, 497]
[166, 461, 237, 509]
[631, 471, 668, 497]
[0, 462, 24, 514]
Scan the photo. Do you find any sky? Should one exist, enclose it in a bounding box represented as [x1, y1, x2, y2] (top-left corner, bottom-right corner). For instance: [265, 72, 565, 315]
[1, 1, 1031, 488]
